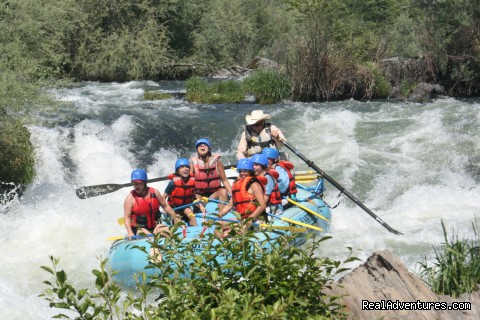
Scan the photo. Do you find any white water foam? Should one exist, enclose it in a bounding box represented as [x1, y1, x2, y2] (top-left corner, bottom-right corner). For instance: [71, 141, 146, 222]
[2, 82, 480, 318]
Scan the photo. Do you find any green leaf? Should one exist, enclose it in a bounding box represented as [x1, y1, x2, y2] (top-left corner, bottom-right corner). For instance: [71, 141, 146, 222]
[41, 266, 54, 275]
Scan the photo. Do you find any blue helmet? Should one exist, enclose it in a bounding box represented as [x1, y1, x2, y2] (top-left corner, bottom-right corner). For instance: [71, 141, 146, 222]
[195, 138, 211, 149]
[262, 147, 279, 160]
[131, 169, 148, 182]
[251, 154, 269, 167]
[237, 158, 254, 171]
[175, 158, 190, 171]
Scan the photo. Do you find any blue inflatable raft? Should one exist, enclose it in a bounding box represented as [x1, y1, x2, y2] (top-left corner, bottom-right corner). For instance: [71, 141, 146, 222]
[107, 179, 331, 288]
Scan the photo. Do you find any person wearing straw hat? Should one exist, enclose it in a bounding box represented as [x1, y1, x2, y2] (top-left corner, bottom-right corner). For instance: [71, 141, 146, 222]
[236, 110, 286, 160]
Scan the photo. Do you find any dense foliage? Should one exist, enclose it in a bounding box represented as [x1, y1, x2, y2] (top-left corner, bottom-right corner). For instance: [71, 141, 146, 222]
[418, 219, 480, 298]
[41, 226, 358, 319]
[1, 0, 479, 100]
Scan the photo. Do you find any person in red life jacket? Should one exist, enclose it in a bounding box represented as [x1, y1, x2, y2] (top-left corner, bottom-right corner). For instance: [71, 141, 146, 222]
[251, 153, 283, 215]
[236, 110, 286, 160]
[217, 158, 267, 237]
[163, 158, 206, 227]
[124, 169, 182, 239]
[189, 138, 232, 209]
[262, 147, 297, 201]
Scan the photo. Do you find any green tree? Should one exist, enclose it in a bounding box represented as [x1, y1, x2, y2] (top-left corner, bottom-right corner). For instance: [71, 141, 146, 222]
[417, 0, 480, 95]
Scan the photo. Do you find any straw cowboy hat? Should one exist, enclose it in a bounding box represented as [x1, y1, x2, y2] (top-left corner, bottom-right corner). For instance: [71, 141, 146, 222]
[245, 110, 272, 125]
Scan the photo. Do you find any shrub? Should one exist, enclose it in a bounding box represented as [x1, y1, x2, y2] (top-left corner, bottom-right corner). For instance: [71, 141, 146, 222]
[243, 70, 291, 104]
[41, 225, 357, 319]
[418, 219, 480, 298]
[185, 77, 244, 103]
[0, 109, 35, 203]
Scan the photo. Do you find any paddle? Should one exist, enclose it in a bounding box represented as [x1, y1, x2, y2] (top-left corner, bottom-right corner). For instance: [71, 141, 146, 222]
[202, 197, 322, 231]
[195, 214, 308, 233]
[266, 213, 323, 231]
[107, 234, 153, 241]
[281, 140, 403, 235]
[76, 164, 235, 199]
[76, 176, 170, 199]
[117, 200, 204, 225]
[285, 197, 329, 222]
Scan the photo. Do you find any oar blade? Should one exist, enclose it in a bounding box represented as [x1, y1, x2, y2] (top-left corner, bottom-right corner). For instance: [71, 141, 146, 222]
[76, 183, 129, 199]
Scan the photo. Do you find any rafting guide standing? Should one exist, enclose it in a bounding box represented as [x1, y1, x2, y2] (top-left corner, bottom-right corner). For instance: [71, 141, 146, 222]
[236, 110, 286, 159]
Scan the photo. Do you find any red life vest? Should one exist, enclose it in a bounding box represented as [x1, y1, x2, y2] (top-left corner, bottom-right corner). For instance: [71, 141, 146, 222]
[232, 176, 266, 219]
[266, 169, 282, 205]
[276, 160, 298, 195]
[166, 173, 196, 207]
[131, 187, 160, 229]
[192, 154, 221, 195]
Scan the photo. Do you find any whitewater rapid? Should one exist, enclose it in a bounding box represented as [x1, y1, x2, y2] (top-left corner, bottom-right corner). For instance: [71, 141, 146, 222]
[1, 81, 480, 319]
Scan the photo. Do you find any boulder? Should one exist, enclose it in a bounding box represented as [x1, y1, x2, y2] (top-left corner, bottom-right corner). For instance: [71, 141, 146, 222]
[208, 66, 252, 79]
[245, 56, 279, 71]
[408, 82, 446, 103]
[330, 250, 480, 319]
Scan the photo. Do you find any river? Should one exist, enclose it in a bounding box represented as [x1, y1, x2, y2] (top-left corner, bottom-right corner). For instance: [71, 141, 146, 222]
[1, 81, 480, 318]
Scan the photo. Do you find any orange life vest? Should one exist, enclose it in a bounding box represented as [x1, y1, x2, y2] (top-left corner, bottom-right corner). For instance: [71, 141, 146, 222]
[131, 187, 160, 229]
[276, 160, 298, 196]
[166, 173, 196, 207]
[266, 169, 282, 205]
[232, 176, 266, 219]
[192, 154, 221, 195]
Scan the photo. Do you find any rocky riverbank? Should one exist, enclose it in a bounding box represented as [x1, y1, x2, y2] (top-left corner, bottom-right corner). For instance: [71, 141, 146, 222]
[330, 250, 480, 319]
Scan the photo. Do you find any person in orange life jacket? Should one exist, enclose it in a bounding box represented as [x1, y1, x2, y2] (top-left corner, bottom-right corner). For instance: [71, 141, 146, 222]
[262, 147, 298, 202]
[236, 110, 286, 160]
[124, 169, 182, 239]
[163, 158, 206, 227]
[217, 158, 267, 237]
[251, 153, 283, 215]
[189, 138, 232, 209]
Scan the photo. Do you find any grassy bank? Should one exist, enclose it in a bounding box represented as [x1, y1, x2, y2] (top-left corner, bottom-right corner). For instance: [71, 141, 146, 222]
[419, 219, 480, 298]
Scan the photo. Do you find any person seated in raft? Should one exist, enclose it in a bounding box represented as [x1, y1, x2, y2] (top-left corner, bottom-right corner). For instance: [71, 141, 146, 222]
[189, 138, 232, 209]
[236, 109, 286, 160]
[163, 158, 206, 227]
[124, 169, 182, 239]
[251, 153, 283, 215]
[262, 147, 298, 204]
[217, 158, 267, 237]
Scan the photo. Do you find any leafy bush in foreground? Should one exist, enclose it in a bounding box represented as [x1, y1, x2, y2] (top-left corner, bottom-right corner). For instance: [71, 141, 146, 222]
[41, 226, 357, 319]
[418, 219, 480, 298]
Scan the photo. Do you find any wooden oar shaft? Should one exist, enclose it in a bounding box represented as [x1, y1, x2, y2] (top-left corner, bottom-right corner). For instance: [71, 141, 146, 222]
[282, 140, 402, 235]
